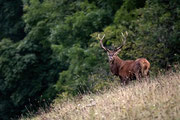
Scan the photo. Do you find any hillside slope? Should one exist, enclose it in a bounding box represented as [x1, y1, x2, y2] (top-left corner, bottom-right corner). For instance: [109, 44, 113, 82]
[21, 73, 180, 120]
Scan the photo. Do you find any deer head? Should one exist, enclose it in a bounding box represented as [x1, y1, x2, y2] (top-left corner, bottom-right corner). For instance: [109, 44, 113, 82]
[98, 32, 128, 61]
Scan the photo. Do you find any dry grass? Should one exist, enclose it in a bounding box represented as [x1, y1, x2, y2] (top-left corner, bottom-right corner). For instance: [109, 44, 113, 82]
[21, 72, 180, 120]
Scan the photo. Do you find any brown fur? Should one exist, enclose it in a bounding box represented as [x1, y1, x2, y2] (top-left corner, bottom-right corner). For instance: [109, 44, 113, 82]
[110, 56, 150, 84]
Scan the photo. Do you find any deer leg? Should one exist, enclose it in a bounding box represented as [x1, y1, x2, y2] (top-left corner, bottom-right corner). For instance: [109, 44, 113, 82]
[125, 76, 130, 85]
[144, 71, 150, 83]
[135, 73, 141, 82]
[122, 78, 129, 85]
[147, 71, 150, 78]
[122, 80, 129, 85]
[125, 79, 129, 85]
[119, 77, 127, 85]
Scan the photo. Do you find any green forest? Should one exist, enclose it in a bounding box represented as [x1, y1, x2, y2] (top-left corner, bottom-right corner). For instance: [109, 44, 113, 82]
[0, 0, 179, 119]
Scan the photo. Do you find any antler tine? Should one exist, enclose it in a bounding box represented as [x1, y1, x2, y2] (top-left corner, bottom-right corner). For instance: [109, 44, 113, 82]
[121, 33, 125, 45]
[98, 34, 105, 41]
[125, 31, 128, 36]
[121, 32, 128, 43]
[115, 31, 128, 55]
[98, 34, 109, 52]
[121, 32, 125, 38]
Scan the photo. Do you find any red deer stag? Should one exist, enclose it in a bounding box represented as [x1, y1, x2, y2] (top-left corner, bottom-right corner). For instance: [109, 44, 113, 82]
[98, 32, 150, 84]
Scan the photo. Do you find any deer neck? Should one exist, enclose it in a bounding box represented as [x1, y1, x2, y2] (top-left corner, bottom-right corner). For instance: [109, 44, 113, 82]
[110, 56, 123, 65]
[109, 56, 124, 75]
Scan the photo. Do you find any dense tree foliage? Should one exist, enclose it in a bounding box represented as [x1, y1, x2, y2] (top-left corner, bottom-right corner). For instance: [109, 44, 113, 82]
[0, 0, 25, 41]
[0, 0, 179, 119]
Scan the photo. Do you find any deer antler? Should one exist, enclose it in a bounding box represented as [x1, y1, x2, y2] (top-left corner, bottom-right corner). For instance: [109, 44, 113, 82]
[98, 34, 110, 52]
[114, 31, 128, 55]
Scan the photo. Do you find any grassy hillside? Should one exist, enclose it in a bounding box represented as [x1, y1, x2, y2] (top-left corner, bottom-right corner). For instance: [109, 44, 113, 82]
[21, 72, 180, 120]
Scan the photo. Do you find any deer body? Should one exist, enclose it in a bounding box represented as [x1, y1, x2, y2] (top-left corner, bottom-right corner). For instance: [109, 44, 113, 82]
[98, 32, 150, 84]
[110, 56, 150, 84]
